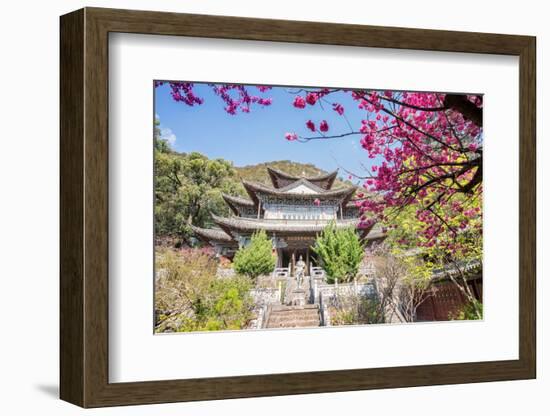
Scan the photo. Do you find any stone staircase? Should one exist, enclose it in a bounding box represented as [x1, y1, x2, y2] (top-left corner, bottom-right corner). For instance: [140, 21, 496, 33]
[264, 304, 321, 328]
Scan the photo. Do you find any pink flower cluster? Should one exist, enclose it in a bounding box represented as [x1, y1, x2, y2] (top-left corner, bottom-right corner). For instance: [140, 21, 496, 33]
[168, 82, 204, 106]
[156, 82, 272, 115]
[332, 103, 345, 115]
[303, 119, 329, 134]
[211, 84, 272, 114]
[292, 89, 332, 109]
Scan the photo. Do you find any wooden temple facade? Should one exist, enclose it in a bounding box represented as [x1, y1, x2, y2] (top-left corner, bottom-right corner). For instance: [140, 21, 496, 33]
[192, 167, 384, 275]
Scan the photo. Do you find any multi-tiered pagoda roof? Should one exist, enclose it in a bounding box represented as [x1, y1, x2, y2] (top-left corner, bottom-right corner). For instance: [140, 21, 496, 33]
[192, 167, 384, 256]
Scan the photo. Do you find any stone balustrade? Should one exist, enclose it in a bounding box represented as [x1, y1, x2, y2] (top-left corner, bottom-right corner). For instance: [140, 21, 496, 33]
[249, 287, 281, 307]
[312, 279, 376, 306]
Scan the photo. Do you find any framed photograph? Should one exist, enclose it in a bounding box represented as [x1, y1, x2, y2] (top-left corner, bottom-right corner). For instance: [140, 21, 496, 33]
[60, 7, 536, 408]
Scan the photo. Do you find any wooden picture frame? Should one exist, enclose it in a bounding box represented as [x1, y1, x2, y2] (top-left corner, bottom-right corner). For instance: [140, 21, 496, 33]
[60, 7, 536, 408]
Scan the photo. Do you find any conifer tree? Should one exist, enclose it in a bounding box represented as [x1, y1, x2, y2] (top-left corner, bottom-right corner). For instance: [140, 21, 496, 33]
[313, 222, 365, 283]
[233, 230, 276, 279]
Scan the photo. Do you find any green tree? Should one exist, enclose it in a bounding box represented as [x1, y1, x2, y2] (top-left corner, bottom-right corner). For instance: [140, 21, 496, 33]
[233, 230, 276, 279]
[155, 148, 244, 243]
[313, 222, 365, 283]
[154, 118, 172, 153]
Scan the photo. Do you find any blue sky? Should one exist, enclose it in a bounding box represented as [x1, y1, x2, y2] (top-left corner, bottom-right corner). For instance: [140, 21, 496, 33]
[154, 82, 378, 180]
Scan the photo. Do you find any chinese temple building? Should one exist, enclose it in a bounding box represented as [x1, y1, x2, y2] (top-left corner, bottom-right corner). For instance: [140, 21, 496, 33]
[192, 167, 384, 275]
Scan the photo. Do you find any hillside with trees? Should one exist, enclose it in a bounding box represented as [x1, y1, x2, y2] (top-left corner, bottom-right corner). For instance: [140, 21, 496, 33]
[235, 161, 349, 188]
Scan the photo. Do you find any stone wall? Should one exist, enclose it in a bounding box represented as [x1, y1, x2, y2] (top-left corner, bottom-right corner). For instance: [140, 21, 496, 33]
[249, 287, 281, 307]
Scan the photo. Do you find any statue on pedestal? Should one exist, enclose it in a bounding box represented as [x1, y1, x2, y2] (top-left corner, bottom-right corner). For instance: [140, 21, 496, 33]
[295, 255, 306, 287]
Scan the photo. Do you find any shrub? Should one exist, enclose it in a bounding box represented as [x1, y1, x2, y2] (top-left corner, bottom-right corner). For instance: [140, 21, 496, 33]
[155, 248, 217, 316]
[313, 222, 365, 283]
[154, 248, 254, 332]
[330, 296, 383, 325]
[233, 230, 276, 279]
[452, 299, 483, 320]
[177, 276, 255, 332]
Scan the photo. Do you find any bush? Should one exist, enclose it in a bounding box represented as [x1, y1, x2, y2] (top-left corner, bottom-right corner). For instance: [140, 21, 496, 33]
[154, 248, 254, 332]
[233, 230, 276, 279]
[330, 296, 383, 326]
[452, 299, 483, 320]
[155, 248, 217, 315]
[313, 222, 365, 283]
[177, 276, 254, 332]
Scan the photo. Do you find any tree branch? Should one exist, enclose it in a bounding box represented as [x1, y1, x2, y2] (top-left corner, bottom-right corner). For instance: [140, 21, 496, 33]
[443, 94, 483, 127]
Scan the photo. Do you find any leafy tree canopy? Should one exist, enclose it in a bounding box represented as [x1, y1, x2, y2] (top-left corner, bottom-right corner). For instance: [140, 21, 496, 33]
[155, 137, 244, 242]
[313, 222, 365, 283]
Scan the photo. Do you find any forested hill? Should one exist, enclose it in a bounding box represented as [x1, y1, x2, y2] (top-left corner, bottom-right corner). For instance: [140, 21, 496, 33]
[235, 160, 348, 188]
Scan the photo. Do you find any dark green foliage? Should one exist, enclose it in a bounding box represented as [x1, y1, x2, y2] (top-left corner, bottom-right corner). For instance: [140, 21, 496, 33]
[313, 222, 365, 283]
[155, 145, 244, 242]
[233, 230, 276, 279]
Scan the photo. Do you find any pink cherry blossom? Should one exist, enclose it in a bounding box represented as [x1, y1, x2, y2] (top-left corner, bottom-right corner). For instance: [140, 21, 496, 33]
[306, 92, 318, 106]
[159, 82, 272, 115]
[293, 95, 306, 109]
[319, 120, 329, 132]
[332, 103, 344, 115]
[306, 120, 316, 132]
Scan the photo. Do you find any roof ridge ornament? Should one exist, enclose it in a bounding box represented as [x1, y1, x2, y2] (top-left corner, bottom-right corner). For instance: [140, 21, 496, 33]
[242, 179, 356, 203]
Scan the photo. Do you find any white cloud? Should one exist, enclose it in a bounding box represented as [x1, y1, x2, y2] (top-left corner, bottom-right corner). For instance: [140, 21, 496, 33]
[160, 127, 176, 145]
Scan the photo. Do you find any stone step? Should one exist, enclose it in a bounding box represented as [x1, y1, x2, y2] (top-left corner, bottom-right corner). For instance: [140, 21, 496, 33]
[267, 315, 319, 323]
[265, 305, 321, 329]
[268, 312, 319, 318]
[266, 319, 320, 328]
[268, 315, 319, 322]
[268, 314, 319, 322]
[270, 304, 319, 312]
[269, 307, 319, 314]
